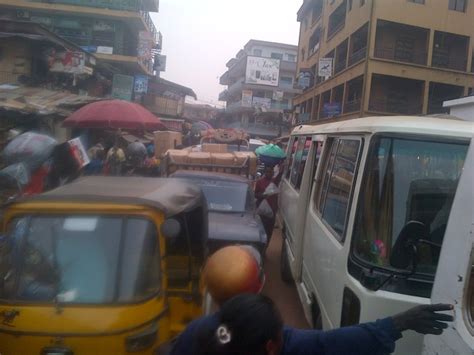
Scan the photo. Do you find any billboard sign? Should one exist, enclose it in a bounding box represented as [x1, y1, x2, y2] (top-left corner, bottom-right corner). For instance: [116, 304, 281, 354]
[112, 74, 134, 101]
[245, 56, 280, 87]
[242, 89, 253, 107]
[68, 137, 90, 168]
[138, 31, 154, 62]
[318, 58, 333, 77]
[154, 54, 167, 72]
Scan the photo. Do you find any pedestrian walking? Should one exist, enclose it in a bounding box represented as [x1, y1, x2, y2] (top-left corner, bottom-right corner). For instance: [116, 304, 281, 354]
[105, 144, 125, 176]
[255, 165, 281, 246]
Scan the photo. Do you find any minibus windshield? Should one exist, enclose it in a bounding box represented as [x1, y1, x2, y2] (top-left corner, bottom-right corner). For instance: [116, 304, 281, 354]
[0, 215, 160, 304]
[353, 136, 469, 276]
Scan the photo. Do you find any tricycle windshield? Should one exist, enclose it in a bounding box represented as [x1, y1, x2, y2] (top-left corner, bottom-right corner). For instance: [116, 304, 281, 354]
[0, 215, 161, 304]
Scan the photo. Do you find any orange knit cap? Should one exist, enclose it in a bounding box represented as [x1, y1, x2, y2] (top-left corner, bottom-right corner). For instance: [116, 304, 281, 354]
[202, 246, 264, 304]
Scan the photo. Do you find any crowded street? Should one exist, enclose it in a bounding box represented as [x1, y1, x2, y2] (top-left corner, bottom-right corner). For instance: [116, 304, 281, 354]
[0, 0, 473, 354]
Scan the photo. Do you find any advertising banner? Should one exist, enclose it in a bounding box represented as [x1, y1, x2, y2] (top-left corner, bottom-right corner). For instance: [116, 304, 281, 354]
[318, 58, 333, 77]
[273, 90, 284, 101]
[245, 56, 280, 87]
[47, 50, 92, 75]
[112, 74, 134, 101]
[242, 90, 253, 107]
[252, 97, 272, 109]
[134, 75, 149, 94]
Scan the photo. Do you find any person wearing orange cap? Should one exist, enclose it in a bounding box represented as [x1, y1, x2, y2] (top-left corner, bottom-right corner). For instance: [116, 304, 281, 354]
[170, 247, 453, 355]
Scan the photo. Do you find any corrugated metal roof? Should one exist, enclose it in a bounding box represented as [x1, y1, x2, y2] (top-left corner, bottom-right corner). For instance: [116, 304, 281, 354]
[0, 85, 100, 116]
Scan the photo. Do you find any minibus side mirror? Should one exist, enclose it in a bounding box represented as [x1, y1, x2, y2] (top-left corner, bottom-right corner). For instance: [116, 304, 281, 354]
[161, 218, 181, 240]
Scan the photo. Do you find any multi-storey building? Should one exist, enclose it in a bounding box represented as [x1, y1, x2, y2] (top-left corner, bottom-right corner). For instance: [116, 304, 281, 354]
[294, 0, 474, 124]
[0, 0, 160, 76]
[219, 40, 301, 138]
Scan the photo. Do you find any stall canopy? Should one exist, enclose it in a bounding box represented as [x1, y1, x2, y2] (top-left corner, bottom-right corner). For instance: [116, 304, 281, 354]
[63, 99, 166, 130]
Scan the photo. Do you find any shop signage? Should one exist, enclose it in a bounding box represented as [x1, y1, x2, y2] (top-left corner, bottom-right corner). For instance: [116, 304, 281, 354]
[112, 74, 134, 101]
[323, 102, 341, 117]
[318, 58, 333, 77]
[134, 75, 149, 94]
[245, 56, 280, 87]
[47, 50, 92, 75]
[252, 97, 272, 109]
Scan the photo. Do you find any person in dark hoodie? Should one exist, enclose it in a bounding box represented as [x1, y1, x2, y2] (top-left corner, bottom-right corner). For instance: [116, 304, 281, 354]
[170, 248, 453, 355]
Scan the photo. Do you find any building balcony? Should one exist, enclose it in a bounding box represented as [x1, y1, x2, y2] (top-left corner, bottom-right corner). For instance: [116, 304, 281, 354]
[3, 0, 156, 35]
[218, 89, 228, 101]
[95, 53, 153, 75]
[432, 51, 468, 72]
[369, 97, 422, 115]
[431, 31, 469, 72]
[374, 47, 427, 66]
[297, 112, 310, 124]
[343, 99, 361, 114]
[348, 47, 367, 66]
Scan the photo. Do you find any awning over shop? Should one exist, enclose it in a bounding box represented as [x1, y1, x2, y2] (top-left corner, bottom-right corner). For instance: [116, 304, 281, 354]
[148, 78, 197, 100]
[0, 84, 100, 117]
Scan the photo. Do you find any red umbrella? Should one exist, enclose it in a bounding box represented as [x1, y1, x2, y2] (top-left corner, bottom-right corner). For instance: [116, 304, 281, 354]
[63, 100, 166, 131]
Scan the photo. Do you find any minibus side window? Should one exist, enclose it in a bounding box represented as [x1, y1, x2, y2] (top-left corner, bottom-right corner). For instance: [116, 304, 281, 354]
[285, 137, 299, 180]
[316, 138, 360, 241]
[352, 136, 468, 275]
[290, 136, 312, 190]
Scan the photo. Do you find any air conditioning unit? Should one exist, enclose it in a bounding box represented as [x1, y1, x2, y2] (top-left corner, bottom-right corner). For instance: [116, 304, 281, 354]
[16, 10, 30, 19]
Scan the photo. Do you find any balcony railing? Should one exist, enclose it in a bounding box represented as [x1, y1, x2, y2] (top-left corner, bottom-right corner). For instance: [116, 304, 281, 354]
[343, 99, 361, 113]
[348, 47, 367, 66]
[297, 112, 310, 123]
[30, 0, 142, 11]
[334, 60, 347, 74]
[369, 97, 422, 115]
[432, 51, 468, 72]
[327, 20, 345, 39]
[374, 47, 427, 65]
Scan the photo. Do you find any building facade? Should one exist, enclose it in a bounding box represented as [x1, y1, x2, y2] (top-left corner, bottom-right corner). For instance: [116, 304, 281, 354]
[219, 40, 301, 139]
[0, 0, 160, 77]
[294, 0, 474, 124]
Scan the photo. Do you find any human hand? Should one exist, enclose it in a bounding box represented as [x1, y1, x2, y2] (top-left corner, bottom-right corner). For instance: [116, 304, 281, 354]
[392, 304, 454, 335]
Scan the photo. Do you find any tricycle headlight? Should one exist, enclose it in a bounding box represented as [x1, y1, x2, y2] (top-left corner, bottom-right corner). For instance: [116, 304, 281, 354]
[41, 347, 73, 355]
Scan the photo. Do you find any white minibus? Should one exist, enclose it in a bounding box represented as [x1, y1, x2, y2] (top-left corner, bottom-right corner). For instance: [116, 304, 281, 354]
[423, 143, 473, 354]
[279, 116, 473, 354]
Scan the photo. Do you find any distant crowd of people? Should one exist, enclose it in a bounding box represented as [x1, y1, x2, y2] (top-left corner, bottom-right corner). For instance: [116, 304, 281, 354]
[85, 138, 160, 177]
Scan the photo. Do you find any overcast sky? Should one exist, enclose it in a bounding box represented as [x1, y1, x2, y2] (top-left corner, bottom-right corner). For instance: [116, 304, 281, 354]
[152, 0, 301, 107]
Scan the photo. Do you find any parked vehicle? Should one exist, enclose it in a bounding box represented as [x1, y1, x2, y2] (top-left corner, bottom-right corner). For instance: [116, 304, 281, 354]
[423, 142, 474, 354]
[279, 116, 473, 354]
[0, 176, 208, 354]
[171, 170, 267, 256]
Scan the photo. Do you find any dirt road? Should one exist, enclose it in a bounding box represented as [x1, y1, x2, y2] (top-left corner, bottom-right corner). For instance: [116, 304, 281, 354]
[262, 227, 310, 329]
